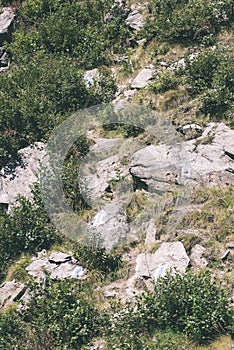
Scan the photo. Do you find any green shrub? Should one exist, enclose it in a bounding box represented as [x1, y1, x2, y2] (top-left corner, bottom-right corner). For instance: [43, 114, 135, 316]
[23, 279, 101, 349]
[109, 272, 233, 344]
[0, 56, 116, 167]
[11, 0, 130, 66]
[135, 272, 233, 342]
[0, 309, 25, 350]
[74, 244, 122, 276]
[146, 0, 234, 44]
[185, 51, 221, 94]
[0, 187, 59, 281]
[0, 279, 102, 349]
[149, 72, 179, 94]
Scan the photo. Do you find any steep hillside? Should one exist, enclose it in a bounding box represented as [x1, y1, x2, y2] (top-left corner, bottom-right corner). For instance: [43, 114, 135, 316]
[0, 1, 233, 349]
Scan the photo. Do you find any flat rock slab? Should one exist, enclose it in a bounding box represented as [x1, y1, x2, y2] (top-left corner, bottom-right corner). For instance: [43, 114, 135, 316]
[0, 142, 46, 210]
[48, 252, 72, 264]
[130, 123, 234, 191]
[89, 203, 130, 251]
[0, 7, 15, 42]
[126, 10, 144, 30]
[131, 66, 155, 89]
[26, 251, 85, 281]
[136, 242, 190, 280]
[0, 281, 26, 309]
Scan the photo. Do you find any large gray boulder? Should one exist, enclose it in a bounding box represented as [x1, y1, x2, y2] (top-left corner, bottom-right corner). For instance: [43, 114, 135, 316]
[130, 123, 234, 191]
[89, 203, 130, 251]
[190, 244, 208, 270]
[0, 7, 15, 43]
[131, 65, 156, 89]
[0, 281, 26, 309]
[0, 142, 46, 211]
[126, 9, 144, 30]
[136, 242, 190, 280]
[26, 251, 85, 281]
[81, 154, 129, 203]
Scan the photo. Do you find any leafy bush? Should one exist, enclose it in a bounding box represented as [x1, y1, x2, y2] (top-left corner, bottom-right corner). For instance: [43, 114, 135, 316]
[0, 57, 116, 167]
[185, 50, 233, 119]
[0, 279, 102, 349]
[149, 72, 179, 94]
[10, 0, 130, 66]
[74, 244, 122, 276]
[109, 272, 233, 344]
[23, 279, 101, 349]
[136, 272, 233, 342]
[146, 0, 234, 44]
[185, 51, 221, 94]
[0, 187, 59, 281]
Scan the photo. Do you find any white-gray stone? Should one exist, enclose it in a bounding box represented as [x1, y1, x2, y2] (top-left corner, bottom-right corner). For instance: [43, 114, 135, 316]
[126, 10, 144, 30]
[0, 7, 15, 43]
[0, 281, 26, 309]
[182, 123, 202, 135]
[135, 242, 190, 280]
[84, 68, 99, 86]
[190, 244, 208, 269]
[130, 123, 234, 191]
[89, 203, 130, 251]
[26, 251, 85, 281]
[0, 142, 46, 211]
[131, 66, 155, 89]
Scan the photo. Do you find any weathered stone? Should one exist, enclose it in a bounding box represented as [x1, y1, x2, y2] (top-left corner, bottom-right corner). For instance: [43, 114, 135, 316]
[190, 244, 208, 270]
[130, 123, 234, 191]
[0, 281, 26, 309]
[0, 7, 15, 43]
[26, 252, 85, 281]
[182, 124, 202, 139]
[135, 242, 190, 280]
[131, 65, 155, 89]
[0, 46, 9, 67]
[89, 203, 130, 251]
[84, 68, 99, 86]
[81, 153, 129, 203]
[126, 9, 144, 30]
[0, 142, 46, 211]
[220, 250, 231, 261]
[144, 220, 157, 245]
[48, 252, 72, 264]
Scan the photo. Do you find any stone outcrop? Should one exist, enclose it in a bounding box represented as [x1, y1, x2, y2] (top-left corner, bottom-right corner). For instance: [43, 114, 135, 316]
[0, 7, 15, 44]
[131, 65, 156, 89]
[130, 123, 234, 191]
[26, 251, 85, 281]
[89, 203, 130, 251]
[0, 281, 26, 309]
[135, 242, 190, 280]
[0, 142, 46, 211]
[126, 9, 144, 30]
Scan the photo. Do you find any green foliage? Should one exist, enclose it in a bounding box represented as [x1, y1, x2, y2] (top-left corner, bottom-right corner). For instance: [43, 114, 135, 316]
[146, 0, 234, 44]
[0, 57, 116, 167]
[185, 50, 233, 119]
[74, 244, 122, 276]
[23, 279, 100, 349]
[109, 272, 233, 345]
[10, 0, 130, 66]
[0, 309, 25, 350]
[186, 51, 221, 94]
[149, 72, 179, 94]
[0, 187, 59, 281]
[0, 279, 101, 349]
